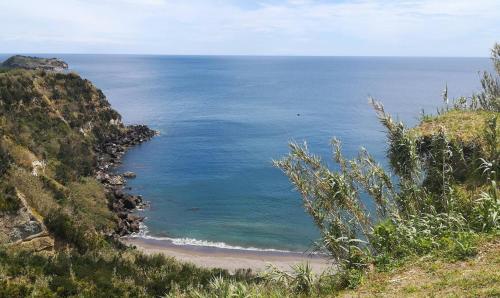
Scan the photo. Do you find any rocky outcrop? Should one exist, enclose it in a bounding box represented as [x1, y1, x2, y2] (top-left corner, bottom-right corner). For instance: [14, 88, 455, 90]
[2, 55, 68, 71]
[0, 192, 53, 251]
[94, 124, 157, 236]
[0, 61, 156, 242]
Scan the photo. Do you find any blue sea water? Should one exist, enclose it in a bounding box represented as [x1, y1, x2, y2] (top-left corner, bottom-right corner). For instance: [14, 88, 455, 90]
[1, 54, 489, 251]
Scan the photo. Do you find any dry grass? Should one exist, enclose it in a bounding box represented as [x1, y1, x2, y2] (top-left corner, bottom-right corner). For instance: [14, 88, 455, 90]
[1, 137, 38, 169]
[7, 167, 58, 218]
[339, 237, 500, 297]
[413, 110, 499, 148]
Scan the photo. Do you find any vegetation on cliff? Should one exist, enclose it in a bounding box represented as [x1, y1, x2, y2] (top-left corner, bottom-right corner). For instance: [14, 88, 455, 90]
[0, 68, 125, 248]
[1, 55, 68, 71]
[272, 43, 499, 295]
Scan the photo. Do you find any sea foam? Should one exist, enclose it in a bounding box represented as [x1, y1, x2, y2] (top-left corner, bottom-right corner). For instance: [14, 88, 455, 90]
[128, 222, 292, 253]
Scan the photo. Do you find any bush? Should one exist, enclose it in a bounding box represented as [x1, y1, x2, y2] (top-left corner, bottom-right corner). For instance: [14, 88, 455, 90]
[44, 209, 101, 253]
[0, 139, 11, 177]
[0, 246, 240, 297]
[0, 183, 20, 213]
[7, 167, 58, 217]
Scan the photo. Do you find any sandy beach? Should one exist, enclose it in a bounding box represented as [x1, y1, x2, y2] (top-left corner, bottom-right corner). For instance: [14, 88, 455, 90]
[123, 237, 334, 274]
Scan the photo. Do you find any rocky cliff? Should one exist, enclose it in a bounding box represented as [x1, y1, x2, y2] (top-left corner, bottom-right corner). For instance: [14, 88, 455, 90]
[0, 57, 155, 251]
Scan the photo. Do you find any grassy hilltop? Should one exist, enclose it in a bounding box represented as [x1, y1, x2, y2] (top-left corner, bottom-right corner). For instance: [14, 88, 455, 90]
[0, 43, 499, 297]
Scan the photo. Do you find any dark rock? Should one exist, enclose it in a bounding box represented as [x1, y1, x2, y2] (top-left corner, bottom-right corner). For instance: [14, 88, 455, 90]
[123, 197, 137, 210]
[129, 222, 140, 233]
[117, 212, 128, 219]
[94, 123, 156, 237]
[114, 189, 125, 199]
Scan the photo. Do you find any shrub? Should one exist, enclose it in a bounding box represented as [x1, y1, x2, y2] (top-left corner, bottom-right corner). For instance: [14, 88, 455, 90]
[0, 183, 20, 213]
[0, 139, 11, 177]
[7, 167, 58, 217]
[44, 208, 103, 253]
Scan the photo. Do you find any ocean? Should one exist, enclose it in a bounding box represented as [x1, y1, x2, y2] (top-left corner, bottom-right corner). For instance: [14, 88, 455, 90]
[1, 54, 489, 252]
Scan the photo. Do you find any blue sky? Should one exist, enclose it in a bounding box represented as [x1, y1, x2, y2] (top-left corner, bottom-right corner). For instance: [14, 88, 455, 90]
[0, 0, 499, 56]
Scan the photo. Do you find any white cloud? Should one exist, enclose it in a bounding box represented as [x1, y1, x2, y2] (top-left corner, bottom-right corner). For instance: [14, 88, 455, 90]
[0, 0, 498, 56]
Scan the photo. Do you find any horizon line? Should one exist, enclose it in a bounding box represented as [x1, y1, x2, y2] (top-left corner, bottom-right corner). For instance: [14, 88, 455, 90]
[0, 52, 489, 59]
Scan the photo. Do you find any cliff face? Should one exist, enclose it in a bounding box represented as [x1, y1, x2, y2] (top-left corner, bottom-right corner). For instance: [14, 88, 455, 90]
[0, 69, 124, 179]
[0, 62, 153, 251]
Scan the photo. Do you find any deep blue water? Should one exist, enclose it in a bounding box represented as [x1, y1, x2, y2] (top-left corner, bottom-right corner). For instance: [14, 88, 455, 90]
[0, 54, 490, 251]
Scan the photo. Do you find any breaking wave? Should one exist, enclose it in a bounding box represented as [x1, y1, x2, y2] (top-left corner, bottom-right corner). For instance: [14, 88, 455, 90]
[128, 223, 292, 253]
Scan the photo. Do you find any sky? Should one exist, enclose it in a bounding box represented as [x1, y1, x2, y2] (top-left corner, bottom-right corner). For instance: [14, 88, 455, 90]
[0, 0, 499, 56]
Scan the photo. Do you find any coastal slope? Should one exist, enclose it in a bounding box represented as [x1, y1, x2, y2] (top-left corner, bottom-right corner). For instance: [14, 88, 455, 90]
[0, 61, 155, 251]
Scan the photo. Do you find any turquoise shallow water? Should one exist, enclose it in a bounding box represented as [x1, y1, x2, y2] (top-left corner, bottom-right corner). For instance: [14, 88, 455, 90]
[1, 54, 489, 251]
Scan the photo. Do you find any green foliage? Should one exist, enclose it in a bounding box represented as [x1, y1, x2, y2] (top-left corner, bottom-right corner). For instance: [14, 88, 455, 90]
[0, 69, 122, 182]
[332, 267, 364, 290]
[0, 247, 237, 298]
[0, 142, 16, 213]
[0, 183, 20, 213]
[371, 213, 480, 265]
[44, 209, 94, 253]
[41, 178, 116, 253]
[7, 167, 59, 217]
[55, 138, 95, 182]
[168, 263, 347, 297]
[273, 141, 378, 265]
[415, 111, 499, 185]
[471, 186, 500, 232]
[66, 178, 115, 232]
[0, 139, 11, 177]
[482, 116, 499, 182]
[276, 102, 497, 268]
[260, 263, 317, 295]
[274, 43, 500, 292]
[39, 175, 68, 202]
[0, 69, 123, 251]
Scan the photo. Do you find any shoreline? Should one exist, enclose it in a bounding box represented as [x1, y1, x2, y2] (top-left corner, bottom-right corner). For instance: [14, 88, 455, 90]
[94, 124, 157, 236]
[107, 127, 334, 274]
[123, 236, 334, 274]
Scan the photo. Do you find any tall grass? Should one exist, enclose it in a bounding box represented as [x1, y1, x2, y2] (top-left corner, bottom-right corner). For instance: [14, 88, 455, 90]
[274, 43, 500, 272]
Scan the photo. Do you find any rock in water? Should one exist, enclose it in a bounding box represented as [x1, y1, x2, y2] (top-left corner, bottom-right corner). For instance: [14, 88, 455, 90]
[123, 171, 136, 178]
